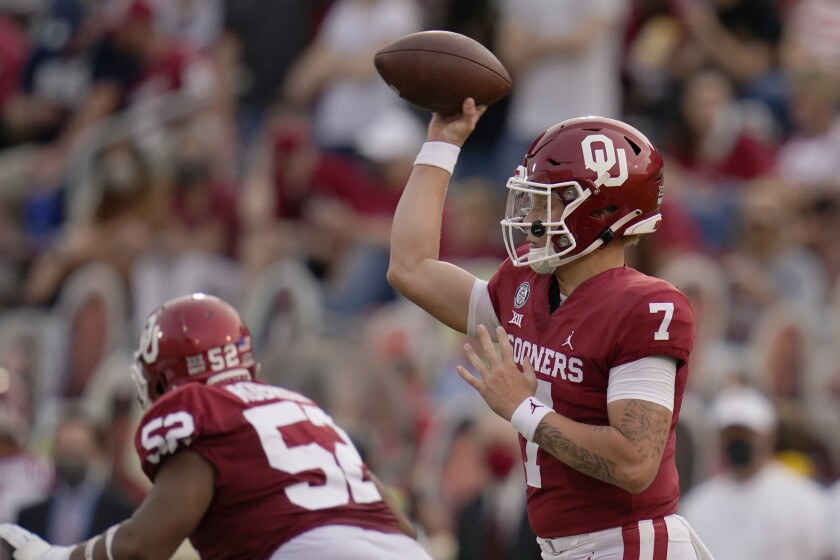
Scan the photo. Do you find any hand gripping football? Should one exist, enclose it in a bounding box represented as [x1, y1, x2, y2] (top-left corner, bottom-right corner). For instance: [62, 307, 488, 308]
[374, 30, 512, 114]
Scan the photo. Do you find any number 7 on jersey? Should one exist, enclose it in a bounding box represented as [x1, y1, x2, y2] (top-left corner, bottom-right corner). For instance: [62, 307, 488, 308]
[649, 302, 674, 341]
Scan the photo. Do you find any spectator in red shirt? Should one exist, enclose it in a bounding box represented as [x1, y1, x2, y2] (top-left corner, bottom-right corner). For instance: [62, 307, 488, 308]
[241, 108, 424, 316]
[665, 69, 777, 252]
[310, 109, 424, 315]
[35, 0, 227, 185]
[669, 69, 776, 183]
[0, 12, 30, 147]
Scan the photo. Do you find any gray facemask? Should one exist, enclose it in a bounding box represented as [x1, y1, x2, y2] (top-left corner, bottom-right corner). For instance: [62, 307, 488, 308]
[55, 460, 88, 489]
[725, 437, 754, 468]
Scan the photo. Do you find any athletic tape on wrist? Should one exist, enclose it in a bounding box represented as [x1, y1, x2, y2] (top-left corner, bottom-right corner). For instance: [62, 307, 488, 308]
[105, 525, 119, 560]
[84, 536, 100, 560]
[413, 141, 461, 175]
[510, 396, 552, 441]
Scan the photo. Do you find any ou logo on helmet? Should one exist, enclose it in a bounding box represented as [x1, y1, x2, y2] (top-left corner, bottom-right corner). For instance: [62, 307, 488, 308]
[139, 315, 161, 364]
[581, 134, 628, 188]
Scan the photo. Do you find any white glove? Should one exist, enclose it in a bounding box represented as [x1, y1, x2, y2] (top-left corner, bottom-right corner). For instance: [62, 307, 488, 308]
[0, 524, 72, 560]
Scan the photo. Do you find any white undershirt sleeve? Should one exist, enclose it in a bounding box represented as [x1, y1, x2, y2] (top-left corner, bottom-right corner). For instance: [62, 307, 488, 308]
[467, 279, 501, 340]
[607, 356, 677, 411]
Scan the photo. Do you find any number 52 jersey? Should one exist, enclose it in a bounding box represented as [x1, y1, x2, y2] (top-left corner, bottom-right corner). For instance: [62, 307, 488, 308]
[134, 380, 402, 560]
[487, 263, 695, 538]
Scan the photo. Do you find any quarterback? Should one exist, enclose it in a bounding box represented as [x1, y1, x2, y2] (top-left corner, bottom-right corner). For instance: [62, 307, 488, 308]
[0, 295, 430, 560]
[388, 99, 713, 559]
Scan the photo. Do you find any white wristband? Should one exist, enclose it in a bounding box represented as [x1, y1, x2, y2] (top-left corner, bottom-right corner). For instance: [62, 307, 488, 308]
[413, 141, 461, 175]
[84, 536, 100, 560]
[105, 525, 119, 560]
[510, 396, 552, 441]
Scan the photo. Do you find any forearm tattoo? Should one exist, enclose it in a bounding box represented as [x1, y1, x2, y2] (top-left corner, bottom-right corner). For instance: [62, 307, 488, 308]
[532, 399, 670, 486]
[533, 422, 619, 486]
[617, 399, 670, 459]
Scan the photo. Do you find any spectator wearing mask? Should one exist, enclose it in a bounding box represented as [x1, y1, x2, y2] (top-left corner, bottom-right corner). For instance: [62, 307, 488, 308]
[16, 414, 135, 546]
[680, 385, 830, 560]
[454, 412, 540, 560]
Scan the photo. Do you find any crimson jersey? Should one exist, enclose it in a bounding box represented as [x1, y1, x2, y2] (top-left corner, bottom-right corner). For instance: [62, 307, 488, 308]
[134, 380, 401, 560]
[487, 259, 694, 538]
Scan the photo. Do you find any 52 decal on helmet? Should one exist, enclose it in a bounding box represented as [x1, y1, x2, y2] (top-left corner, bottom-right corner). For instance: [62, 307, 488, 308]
[206, 336, 254, 373]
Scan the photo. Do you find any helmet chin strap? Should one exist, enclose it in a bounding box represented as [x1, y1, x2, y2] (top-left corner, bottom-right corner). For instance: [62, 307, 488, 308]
[528, 252, 558, 275]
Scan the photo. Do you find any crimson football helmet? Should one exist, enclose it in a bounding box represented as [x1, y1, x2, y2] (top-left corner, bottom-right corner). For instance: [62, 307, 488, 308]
[501, 116, 665, 274]
[131, 294, 256, 408]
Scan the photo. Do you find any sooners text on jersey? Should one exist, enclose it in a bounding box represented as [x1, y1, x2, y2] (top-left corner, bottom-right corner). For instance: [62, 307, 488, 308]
[134, 380, 401, 560]
[487, 256, 694, 538]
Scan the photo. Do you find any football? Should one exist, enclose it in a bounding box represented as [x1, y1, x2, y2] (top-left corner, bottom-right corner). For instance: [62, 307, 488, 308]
[374, 30, 512, 114]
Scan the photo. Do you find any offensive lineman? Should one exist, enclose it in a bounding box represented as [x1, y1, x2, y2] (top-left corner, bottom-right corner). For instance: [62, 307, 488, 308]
[0, 294, 431, 560]
[387, 99, 714, 559]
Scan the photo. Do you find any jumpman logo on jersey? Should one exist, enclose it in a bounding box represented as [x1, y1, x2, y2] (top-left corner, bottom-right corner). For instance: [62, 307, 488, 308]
[529, 399, 544, 414]
[562, 331, 575, 351]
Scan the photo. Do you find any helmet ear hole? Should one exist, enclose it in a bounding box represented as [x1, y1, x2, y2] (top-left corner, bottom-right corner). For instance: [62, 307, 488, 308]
[155, 378, 166, 397]
[589, 205, 618, 221]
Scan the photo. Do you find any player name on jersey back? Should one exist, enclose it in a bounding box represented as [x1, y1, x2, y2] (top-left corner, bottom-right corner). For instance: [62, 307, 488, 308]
[225, 381, 312, 404]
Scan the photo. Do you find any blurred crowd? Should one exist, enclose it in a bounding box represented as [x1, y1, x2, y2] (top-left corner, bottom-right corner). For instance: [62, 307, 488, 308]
[1, 0, 840, 558]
